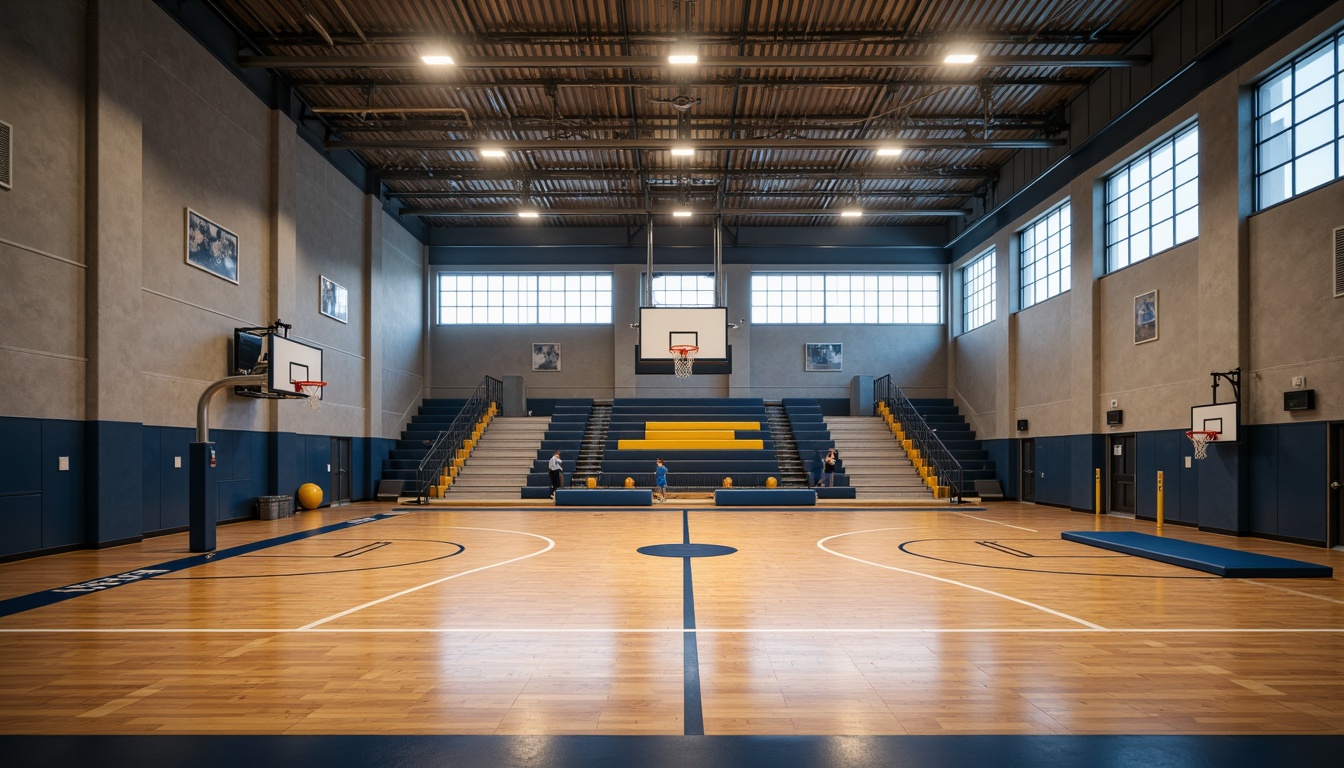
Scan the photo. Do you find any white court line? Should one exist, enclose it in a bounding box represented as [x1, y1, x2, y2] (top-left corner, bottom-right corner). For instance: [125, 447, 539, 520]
[4, 627, 1344, 634]
[818, 528, 1106, 630]
[954, 512, 1038, 532]
[1243, 580, 1344, 605]
[297, 526, 556, 630]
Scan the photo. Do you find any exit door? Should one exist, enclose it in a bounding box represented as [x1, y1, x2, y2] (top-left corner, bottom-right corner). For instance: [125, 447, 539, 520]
[1020, 439, 1036, 502]
[331, 437, 352, 505]
[1109, 434, 1136, 515]
[1330, 423, 1343, 549]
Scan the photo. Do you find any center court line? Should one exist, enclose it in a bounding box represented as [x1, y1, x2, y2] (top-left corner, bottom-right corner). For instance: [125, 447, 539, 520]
[955, 512, 1038, 532]
[6, 627, 1344, 634]
[297, 526, 555, 630]
[818, 528, 1106, 630]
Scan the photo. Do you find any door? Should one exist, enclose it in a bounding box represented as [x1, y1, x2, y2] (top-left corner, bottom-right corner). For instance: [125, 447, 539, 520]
[331, 437, 352, 505]
[1109, 434, 1136, 515]
[1019, 439, 1036, 502]
[1330, 423, 1343, 550]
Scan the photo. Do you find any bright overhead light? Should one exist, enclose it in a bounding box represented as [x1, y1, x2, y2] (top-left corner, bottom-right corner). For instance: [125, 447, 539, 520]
[840, 209, 864, 218]
[517, 210, 540, 219]
[875, 147, 903, 157]
[944, 53, 978, 65]
[479, 148, 506, 158]
[420, 54, 456, 66]
[670, 145, 695, 156]
[668, 46, 699, 65]
[673, 210, 693, 218]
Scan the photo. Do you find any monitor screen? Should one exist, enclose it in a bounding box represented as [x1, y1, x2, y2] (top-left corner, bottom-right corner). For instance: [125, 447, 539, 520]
[234, 331, 264, 373]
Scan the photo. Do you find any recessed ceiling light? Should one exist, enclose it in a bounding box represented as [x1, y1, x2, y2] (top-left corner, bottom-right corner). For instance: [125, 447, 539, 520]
[517, 210, 540, 219]
[840, 209, 864, 218]
[673, 210, 693, 218]
[875, 147, 903, 157]
[480, 148, 506, 158]
[668, 46, 699, 65]
[944, 53, 978, 65]
[670, 146, 695, 156]
[421, 54, 456, 66]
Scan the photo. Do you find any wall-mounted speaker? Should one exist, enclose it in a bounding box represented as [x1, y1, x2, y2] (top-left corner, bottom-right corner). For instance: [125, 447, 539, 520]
[1105, 409, 1123, 425]
[1283, 389, 1315, 411]
[1016, 419, 1029, 431]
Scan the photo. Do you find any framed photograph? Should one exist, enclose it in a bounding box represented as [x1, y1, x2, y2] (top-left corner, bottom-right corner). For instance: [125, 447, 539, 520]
[532, 342, 561, 372]
[320, 275, 349, 323]
[185, 208, 239, 284]
[805, 342, 843, 372]
[1134, 290, 1158, 344]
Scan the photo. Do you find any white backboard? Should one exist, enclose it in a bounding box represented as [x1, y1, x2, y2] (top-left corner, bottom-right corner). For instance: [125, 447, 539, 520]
[268, 335, 324, 396]
[639, 307, 728, 360]
[1190, 402, 1237, 442]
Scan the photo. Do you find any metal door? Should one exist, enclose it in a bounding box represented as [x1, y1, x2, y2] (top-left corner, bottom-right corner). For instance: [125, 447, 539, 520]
[331, 437, 352, 505]
[1020, 439, 1035, 502]
[1330, 423, 1343, 549]
[1108, 434, 1136, 515]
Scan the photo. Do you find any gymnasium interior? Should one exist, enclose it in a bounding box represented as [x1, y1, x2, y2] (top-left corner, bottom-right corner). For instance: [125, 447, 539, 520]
[2, 1, 1343, 766]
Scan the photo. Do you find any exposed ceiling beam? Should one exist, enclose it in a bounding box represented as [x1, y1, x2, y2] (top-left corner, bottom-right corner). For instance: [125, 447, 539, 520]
[241, 54, 1149, 70]
[401, 207, 969, 218]
[289, 75, 1091, 89]
[252, 30, 1138, 48]
[387, 189, 975, 200]
[337, 138, 1062, 152]
[375, 167, 996, 181]
[322, 115, 1060, 134]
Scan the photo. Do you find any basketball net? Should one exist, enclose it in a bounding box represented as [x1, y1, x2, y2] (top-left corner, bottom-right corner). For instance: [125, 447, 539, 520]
[1186, 430, 1216, 460]
[294, 381, 326, 411]
[670, 345, 697, 379]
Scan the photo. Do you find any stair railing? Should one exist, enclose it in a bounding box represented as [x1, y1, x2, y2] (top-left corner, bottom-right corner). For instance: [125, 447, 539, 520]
[873, 375, 965, 501]
[416, 376, 502, 503]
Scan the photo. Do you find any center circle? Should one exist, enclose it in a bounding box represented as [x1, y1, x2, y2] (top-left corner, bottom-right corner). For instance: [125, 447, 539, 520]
[637, 543, 738, 558]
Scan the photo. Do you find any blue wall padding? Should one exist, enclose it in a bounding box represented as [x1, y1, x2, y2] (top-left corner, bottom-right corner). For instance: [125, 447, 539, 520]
[554, 489, 653, 506]
[816, 487, 857, 499]
[1061, 531, 1332, 577]
[715, 489, 816, 506]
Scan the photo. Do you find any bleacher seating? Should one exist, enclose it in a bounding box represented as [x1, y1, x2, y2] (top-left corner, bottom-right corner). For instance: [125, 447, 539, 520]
[521, 400, 593, 495]
[380, 399, 467, 486]
[782, 398, 847, 487]
[906, 398, 998, 487]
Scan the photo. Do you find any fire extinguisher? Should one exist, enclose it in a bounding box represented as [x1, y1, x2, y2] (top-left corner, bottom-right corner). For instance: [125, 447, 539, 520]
[209, 448, 217, 468]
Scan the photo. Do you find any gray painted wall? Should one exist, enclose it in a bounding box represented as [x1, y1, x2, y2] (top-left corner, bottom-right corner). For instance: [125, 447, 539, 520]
[0, 0, 425, 440]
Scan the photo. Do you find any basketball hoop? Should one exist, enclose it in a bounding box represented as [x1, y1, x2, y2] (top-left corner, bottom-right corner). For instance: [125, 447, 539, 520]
[292, 380, 327, 411]
[1186, 430, 1217, 460]
[670, 344, 698, 379]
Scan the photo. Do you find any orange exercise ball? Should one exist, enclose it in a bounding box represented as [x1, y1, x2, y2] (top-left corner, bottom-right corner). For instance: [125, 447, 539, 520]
[765, 477, 778, 488]
[586, 476, 597, 489]
[722, 477, 733, 488]
[297, 483, 323, 510]
[624, 477, 635, 488]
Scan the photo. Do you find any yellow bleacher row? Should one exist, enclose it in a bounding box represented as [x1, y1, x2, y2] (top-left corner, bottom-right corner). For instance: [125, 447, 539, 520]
[616, 439, 766, 450]
[617, 420, 766, 450]
[644, 421, 761, 431]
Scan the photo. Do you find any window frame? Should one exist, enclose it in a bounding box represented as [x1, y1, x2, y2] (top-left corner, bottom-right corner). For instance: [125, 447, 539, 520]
[961, 248, 996, 334]
[1104, 122, 1200, 273]
[1253, 30, 1344, 211]
[436, 272, 614, 325]
[648, 272, 718, 308]
[748, 272, 943, 325]
[1018, 200, 1072, 309]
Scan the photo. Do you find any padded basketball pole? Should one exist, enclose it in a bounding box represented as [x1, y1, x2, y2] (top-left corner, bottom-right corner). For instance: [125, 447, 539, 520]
[190, 373, 267, 552]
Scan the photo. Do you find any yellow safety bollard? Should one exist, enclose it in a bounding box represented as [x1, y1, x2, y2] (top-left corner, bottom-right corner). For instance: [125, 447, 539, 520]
[1094, 468, 1102, 531]
[1156, 471, 1165, 536]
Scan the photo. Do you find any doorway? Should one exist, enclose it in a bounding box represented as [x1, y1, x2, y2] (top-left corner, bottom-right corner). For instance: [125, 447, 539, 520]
[1108, 434, 1136, 515]
[1330, 423, 1343, 550]
[331, 437, 352, 506]
[1019, 439, 1036, 502]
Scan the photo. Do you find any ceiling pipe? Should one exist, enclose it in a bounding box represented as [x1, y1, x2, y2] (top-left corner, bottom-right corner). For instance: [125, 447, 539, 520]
[399, 207, 968, 218]
[375, 167, 996, 181]
[329, 137, 1064, 151]
[289, 75, 1090, 89]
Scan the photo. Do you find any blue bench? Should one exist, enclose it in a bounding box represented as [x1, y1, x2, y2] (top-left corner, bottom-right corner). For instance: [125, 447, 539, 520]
[520, 486, 553, 499]
[714, 489, 816, 506]
[554, 489, 654, 506]
[816, 487, 857, 499]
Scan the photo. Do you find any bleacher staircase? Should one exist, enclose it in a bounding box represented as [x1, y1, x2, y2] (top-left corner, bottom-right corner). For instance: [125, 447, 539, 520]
[574, 402, 612, 486]
[907, 399, 998, 490]
[380, 399, 466, 487]
[444, 417, 551, 500]
[765, 403, 808, 486]
[825, 416, 931, 500]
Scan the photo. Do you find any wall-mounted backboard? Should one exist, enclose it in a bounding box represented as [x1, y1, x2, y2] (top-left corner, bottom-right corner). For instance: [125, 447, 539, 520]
[1191, 402, 1238, 442]
[269, 335, 324, 397]
[638, 307, 727, 360]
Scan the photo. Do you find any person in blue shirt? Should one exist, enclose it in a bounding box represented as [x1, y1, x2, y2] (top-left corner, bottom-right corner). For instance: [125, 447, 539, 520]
[654, 458, 667, 502]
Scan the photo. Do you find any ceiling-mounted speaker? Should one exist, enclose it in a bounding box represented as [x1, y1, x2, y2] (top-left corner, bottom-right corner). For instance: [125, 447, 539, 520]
[0, 120, 12, 190]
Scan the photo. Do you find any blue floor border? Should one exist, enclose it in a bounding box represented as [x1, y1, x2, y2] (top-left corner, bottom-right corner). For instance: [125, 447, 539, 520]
[2, 734, 1339, 768]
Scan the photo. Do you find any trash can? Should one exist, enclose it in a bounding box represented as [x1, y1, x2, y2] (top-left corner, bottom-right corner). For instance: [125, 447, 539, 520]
[257, 495, 294, 520]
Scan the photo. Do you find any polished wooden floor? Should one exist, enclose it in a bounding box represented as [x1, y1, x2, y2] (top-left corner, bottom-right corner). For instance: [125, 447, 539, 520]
[1, 501, 1342, 736]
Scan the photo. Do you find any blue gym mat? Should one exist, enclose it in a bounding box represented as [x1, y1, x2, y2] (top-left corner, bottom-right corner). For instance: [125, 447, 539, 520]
[1061, 531, 1333, 578]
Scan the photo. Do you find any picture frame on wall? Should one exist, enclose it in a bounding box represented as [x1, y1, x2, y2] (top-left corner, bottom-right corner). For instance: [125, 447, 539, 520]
[805, 342, 843, 371]
[532, 342, 561, 371]
[320, 275, 349, 323]
[185, 208, 239, 284]
[1134, 290, 1158, 344]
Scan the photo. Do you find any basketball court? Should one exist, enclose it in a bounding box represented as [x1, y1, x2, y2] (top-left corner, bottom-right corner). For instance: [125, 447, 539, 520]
[3, 500, 1341, 745]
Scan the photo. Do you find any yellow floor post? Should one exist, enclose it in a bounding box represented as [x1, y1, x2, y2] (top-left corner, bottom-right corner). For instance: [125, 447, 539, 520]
[1156, 470, 1165, 536]
[1094, 468, 1102, 531]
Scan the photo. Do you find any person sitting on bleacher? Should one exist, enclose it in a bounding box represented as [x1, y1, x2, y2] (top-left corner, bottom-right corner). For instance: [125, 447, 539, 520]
[816, 449, 837, 487]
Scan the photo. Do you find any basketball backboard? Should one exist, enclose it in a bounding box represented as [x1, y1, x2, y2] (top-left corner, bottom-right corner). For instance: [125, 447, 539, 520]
[269, 334, 323, 397]
[638, 307, 727, 360]
[1191, 402, 1237, 442]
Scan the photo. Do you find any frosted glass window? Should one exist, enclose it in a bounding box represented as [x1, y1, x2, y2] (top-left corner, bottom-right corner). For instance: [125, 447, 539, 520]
[749, 273, 941, 324]
[1105, 123, 1199, 272]
[1019, 201, 1071, 308]
[437, 273, 611, 324]
[1255, 31, 1344, 209]
[961, 249, 995, 334]
[650, 273, 716, 307]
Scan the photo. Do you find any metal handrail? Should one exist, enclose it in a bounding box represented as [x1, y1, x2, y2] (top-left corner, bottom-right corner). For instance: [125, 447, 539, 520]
[416, 376, 502, 502]
[873, 374, 965, 501]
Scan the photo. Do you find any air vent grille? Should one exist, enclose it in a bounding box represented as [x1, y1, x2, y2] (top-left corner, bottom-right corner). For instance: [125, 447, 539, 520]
[0, 121, 11, 190]
[1335, 226, 1344, 298]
